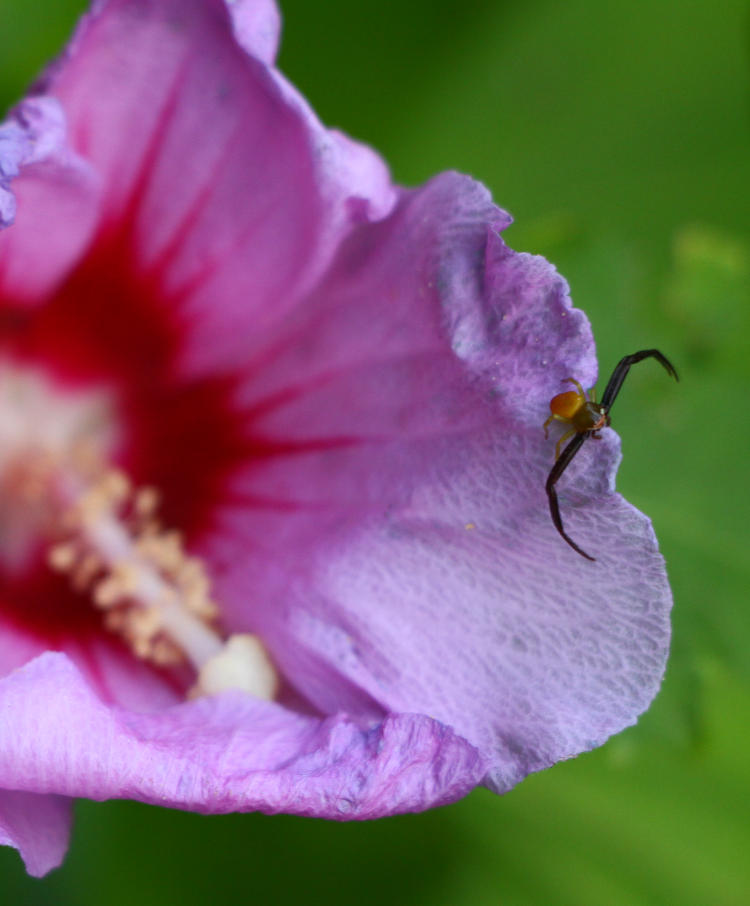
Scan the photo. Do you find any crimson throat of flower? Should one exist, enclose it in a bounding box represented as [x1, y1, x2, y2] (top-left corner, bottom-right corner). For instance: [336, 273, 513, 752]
[0, 362, 278, 700]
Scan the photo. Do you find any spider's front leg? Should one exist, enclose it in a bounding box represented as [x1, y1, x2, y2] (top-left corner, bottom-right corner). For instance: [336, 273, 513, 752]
[600, 349, 679, 411]
[545, 433, 595, 561]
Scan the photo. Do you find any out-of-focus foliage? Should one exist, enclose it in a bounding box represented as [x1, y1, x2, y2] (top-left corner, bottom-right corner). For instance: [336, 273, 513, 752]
[1, 0, 748, 902]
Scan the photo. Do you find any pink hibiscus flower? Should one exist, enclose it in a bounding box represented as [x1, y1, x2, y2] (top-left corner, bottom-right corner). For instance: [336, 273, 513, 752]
[0, 0, 672, 877]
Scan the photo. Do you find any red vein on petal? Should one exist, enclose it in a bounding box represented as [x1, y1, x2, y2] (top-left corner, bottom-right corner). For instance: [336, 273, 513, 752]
[145, 115, 250, 282]
[107, 45, 198, 237]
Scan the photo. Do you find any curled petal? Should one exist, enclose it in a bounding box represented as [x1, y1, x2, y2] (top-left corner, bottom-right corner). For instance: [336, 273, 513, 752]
[0, 97, 99, 301]
[0, 789, 72, 877]
[0, 653, 486, 817]
[225, 0, 282, 64]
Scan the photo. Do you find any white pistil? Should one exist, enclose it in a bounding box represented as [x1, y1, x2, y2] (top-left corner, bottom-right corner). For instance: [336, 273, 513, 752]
[191, 634, 279, 700]
[1, 362, 279, 700]
[81, 499, 223, 668]
[51, 469, 278, 697]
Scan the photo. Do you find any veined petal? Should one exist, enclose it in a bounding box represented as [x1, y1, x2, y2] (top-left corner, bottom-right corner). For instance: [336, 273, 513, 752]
[304, 429, 671, 792]
[0, 653, 486, 817]
[203, 172, 671, 787]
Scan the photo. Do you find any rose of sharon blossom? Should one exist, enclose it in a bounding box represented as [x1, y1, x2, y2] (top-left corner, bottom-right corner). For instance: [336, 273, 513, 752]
[0, 0, 672, 878]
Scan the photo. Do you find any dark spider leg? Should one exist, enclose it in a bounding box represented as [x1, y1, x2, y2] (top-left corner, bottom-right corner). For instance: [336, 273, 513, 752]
[600, 349, 679, 411]
[545, 433, 595, 561]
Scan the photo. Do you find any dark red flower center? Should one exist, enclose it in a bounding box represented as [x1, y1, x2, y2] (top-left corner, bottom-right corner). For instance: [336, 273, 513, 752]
[0, 235, 263, 680]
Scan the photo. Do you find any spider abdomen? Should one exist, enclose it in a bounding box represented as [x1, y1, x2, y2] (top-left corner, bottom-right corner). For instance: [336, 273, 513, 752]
[549, 389, 583, 420]
[548, 391, 608, 433]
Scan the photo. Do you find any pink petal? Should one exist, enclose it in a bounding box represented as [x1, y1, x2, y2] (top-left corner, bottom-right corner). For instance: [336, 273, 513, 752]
[0, 789, 71, 877]
[225, 0, 281, 64]
[0, 97, 99, 301]
[302, 430, 671, 792]
[35, 0, 394, 374]
[0, 653, 486, 817]
[204, 172, 671, 789]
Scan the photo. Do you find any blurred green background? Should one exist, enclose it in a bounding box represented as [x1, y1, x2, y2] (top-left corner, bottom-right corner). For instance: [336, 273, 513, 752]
[1, 0, 749, 903]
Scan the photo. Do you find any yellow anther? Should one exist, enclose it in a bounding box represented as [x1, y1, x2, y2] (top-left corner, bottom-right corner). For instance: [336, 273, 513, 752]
[132, 635, 153, 660]
[176, 557, 206, 586]
[128, 606, 162, 640]
[47, 542, 78, 572]
[181, 570, 209, 598]
[73, 486, 111, 527]
[93, 575, 127, 609]
[71, 552, 102, 592]
[153, 531, 184, 572]
[185, 590, 219, 620]
[110, 560, 137, 594]
[151, 638, 184, 667]
[133, 486, 160, 518]
[101, 469, 131, 504]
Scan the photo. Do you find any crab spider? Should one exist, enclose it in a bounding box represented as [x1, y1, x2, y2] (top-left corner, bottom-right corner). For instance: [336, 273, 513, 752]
[544, 349, 678, 561]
